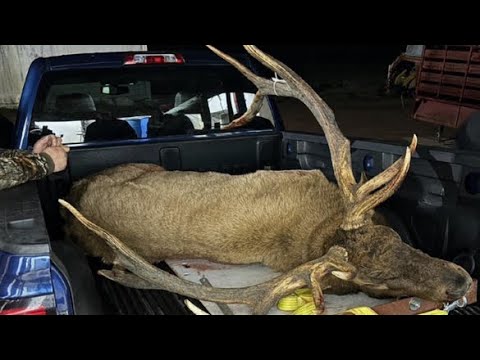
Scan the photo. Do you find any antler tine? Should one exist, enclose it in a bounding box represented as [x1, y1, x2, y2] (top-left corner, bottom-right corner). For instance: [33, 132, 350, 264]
[223, 92, 265, 130]
[206, 45, 263, 86]
[342, 145, 413, 230]
[206, 45, 294, 98]
[242, 45, 337, 128]
[357, 134, 418, 198]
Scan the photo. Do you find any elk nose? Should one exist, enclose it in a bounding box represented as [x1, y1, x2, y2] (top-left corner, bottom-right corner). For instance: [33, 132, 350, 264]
[445, 273, 473, 300]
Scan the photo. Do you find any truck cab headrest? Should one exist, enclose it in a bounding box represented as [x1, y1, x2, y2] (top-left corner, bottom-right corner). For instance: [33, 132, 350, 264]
[55, 93, 96, 113]
[175, 92, 195, 107]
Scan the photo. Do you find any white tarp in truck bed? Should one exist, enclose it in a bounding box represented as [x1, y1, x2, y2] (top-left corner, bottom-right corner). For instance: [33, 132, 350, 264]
[0, 45, 148, 109]
[166, 259, 391, 315]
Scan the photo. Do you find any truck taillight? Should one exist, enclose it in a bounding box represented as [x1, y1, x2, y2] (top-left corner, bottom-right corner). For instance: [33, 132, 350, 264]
[124, 53, 185, 65]
[0, 306, 47, 315]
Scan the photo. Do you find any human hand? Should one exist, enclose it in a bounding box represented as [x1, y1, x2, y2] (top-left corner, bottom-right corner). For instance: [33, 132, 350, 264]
[33, 135, 63, 154]
[41, 145, 70, 173]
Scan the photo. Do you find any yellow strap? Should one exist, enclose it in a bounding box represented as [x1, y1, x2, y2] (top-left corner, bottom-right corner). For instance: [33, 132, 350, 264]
[277, 295, 307, 312]
[419, 309, 448, 315]
[278, 289, 448, 315]
[278, 289, 379, 315]
[278, 289, 316, 314]
[293, 303, 318, 315]
[343, 307, 378, 315]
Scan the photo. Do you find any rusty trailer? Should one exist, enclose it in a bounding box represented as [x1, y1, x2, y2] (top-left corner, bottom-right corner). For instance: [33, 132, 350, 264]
[414, 45, 480, 130]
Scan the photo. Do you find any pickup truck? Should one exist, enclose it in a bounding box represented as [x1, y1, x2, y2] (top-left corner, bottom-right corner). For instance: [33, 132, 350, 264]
[1, 48, 479, 315]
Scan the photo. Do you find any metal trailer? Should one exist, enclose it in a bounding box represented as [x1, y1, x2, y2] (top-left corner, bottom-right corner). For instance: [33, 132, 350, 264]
[414, 45, 480, 136]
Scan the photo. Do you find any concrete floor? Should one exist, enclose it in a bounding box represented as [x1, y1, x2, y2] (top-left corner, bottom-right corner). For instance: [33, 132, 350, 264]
[277, 96, 457, 148]
[275, 62, 458, 149]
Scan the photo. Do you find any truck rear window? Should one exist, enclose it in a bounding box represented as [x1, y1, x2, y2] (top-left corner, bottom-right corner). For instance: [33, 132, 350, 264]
[31, 65, 275, 144]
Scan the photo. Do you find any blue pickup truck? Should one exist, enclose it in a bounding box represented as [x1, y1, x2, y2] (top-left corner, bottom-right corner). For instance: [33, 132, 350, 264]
[1, 48, 479, 315]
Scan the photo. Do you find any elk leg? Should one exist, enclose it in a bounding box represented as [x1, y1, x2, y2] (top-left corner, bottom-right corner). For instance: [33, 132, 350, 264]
[309, 250, 358, 315]
[310, 268, 327, 315]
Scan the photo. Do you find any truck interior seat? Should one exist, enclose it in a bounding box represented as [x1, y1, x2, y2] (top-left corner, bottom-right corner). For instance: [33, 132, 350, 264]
[167, 92, 201, 134]
[85, 118, 138, 142]
[54, 93, 138, 142]
[175, 92, 198, 109]
[158, 114, 194, 136]
[55, 93, 97, 113]
[232, 112, 274, 130]
[146, 91, 198, 137]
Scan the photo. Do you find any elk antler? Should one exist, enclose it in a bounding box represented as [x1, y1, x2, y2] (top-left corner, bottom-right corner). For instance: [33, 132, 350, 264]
[59, 199, 357, 315]
[208, 45, 417, 230]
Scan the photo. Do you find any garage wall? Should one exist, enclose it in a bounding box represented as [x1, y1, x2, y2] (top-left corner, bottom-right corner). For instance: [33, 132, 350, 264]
[0, 45, 148, 109]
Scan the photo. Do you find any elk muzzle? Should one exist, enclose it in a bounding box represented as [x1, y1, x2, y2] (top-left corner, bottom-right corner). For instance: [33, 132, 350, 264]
[341, 225, 474, 302]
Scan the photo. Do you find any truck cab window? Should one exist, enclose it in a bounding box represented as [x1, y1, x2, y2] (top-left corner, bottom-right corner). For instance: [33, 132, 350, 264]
[30, 66, 276, 145]
[207, 92, 274, 130]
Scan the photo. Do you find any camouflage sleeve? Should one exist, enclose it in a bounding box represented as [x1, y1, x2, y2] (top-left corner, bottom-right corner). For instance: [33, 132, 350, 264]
[0, 149, 54, 191]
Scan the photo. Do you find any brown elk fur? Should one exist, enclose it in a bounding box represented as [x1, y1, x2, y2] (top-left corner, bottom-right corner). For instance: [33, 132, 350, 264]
[64, 162, 472, 302]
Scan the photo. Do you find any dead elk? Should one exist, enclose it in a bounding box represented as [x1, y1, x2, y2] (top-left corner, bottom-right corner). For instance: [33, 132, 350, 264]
[61, 45, 473, 313]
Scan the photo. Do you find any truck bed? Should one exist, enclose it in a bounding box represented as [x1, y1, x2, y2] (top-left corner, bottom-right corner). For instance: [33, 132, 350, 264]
[39, 132, 480, 315]
[91, 258, 479, 315]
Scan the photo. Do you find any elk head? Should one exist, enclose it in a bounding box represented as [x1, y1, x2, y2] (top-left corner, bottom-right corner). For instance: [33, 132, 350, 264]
[208, 45, 473, 302]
